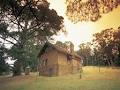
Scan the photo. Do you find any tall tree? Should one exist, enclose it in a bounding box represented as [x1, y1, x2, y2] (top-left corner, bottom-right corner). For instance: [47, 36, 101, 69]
[77, 42, 92, 66]
[0, 0, 64, 76]
[93, 28, 118, 66]
[113, 27, 120, 66]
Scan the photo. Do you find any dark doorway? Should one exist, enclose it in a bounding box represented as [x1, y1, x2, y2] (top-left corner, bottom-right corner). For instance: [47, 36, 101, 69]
[48, 68, 53, 77]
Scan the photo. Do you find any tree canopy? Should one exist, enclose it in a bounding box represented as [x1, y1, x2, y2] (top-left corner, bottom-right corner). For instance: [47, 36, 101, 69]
[77, 42, 92, 65]
[0, 0, 64, 75]
[66, 0, 120, 23]
[93, 27, 120, 66]
[0, 0, 64, 46]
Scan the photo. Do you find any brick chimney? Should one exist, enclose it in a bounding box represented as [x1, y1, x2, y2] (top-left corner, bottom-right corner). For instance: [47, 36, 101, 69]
[66, 42, 74, 53]
[70, 42, 74, 53]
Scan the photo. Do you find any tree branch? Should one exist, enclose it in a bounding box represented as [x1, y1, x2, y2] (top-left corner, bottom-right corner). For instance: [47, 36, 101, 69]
[0, 36, 17, 46]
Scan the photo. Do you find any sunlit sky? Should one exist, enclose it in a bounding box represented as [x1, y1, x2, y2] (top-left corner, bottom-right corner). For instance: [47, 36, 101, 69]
[48, 0, 120, 50]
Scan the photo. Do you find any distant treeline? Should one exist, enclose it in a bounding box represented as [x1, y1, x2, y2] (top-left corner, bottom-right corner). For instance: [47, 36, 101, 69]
[77, 27, 120, 67]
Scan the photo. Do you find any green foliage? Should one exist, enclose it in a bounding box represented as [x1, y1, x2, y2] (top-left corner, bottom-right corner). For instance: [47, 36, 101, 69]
[93, 27, 120, 66]
[55, 41, 68, 49]
[8, 39, 42, 73]
[13, 60, 22, 76]
[22, 40, 42, 71]
[0, 0, 64, 76]
[0, 45, 9, 75]
[77, 42, 92, 66]
[76, 27, 120, 67]
[55, 41, 74, 51]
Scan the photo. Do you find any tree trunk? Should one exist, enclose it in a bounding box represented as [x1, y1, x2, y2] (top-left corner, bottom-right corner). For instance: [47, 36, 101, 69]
[13, 44, 24, 76]
[117, 45, 120, 66]
[13, 20, 28, 76]
[13, 60, 22, 76]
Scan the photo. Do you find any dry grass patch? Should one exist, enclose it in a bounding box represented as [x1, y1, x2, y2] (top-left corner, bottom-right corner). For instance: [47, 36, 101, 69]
[0, 66, 120, 90]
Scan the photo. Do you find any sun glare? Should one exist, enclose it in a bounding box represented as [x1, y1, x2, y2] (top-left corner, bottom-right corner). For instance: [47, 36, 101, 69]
[49, 0, 120, 50]
[48, 0, 97, 50]
[53, 21, 96, 50]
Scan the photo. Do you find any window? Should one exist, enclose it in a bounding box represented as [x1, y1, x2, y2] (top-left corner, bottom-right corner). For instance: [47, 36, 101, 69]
[45, 59, 48, 66]
[43, 59, 48, 66]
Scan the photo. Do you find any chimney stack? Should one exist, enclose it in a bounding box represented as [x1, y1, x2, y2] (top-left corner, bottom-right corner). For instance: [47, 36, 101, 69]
[66, 41, 74, 53]
[70, 42, 74, 53]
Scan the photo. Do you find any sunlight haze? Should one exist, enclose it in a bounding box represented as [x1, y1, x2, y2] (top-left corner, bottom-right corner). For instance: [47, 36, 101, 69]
[48, 0, 120, 50]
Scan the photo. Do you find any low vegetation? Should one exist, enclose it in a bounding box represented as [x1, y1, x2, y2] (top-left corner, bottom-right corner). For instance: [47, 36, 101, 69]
[0, 66, 120, 90]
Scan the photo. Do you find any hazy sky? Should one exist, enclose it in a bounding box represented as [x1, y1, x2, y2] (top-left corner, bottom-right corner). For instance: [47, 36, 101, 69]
[48, 0, 120, 50]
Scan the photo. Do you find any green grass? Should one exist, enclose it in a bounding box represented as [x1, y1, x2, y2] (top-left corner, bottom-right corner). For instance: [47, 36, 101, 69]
[0, 66, 120, 90]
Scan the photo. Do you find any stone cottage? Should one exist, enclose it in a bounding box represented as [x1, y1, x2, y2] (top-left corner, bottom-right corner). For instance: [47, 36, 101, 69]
[38, 42, 82, 76]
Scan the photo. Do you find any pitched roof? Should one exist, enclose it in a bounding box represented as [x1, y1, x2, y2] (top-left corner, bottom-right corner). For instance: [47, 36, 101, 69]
[38, 42, 81, 59]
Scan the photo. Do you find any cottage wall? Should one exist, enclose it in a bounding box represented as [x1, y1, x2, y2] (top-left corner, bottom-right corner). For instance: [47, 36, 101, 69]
[39, 49, 59, 76]
[57, 53, 73, 75]
[72, 59, 80, 73]
[39, 48, 81, 76]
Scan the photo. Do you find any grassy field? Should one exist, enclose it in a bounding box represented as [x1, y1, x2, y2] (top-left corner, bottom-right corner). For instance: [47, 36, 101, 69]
[0, 66, 120, 90]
